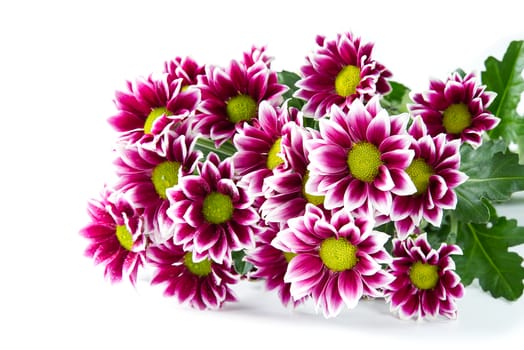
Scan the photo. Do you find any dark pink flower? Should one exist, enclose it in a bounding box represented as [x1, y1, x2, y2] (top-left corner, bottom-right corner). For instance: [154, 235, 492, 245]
[409, 72, 499, 147]
[384, 234, 465, 319]
[163, 56, 205, 87]
[295, 32, 392, 118]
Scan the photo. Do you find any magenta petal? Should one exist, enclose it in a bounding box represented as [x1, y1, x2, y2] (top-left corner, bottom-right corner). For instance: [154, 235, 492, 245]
[285, 254, 324, 283]
[338, 270, 363, 309]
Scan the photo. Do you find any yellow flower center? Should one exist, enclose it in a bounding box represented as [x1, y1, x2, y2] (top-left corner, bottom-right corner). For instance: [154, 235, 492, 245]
[335, 65, 361, 97]
[405, 158, 434, 195]
[347, 142, 383, 183]
[226, 94, 257, 123]
[283, 251, 297, 263]
[409, 261, 439, 290]
[115, 224, 133, 251]
[301, 171, 325, 206]
[144, 107, 171, 134]
[266, 137, 284, 170]
[319, 237, 358, 272]
[442, 103, 472, 135]
[202, 192, 234, 224]
[151, 161, 181, 199]
[183, 253, 212, 277]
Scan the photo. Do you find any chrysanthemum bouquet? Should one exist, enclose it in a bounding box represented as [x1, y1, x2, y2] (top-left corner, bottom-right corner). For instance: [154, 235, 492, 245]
[80, 32, 524, 320]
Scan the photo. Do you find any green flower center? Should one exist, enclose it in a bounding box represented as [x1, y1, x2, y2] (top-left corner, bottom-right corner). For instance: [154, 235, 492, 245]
[409, 261, 439, 290]
[347, 142, 383, 183]
[301, 171, 324, 206]
[184, 253, 212, 277]
[202, 192, 234, 224]
[335, 65, 361, 97]
[442, 103, 472, 135]
[226, 94, 257, 123]
[283, 251, 297, 263]
[266, 137, 284, 170]
[319, 237, 358, 272]
[144, 107, 171, 134]
[151, 161, 181, 199]
[405, 158, 434, 195]
[115, 224, 133, 251]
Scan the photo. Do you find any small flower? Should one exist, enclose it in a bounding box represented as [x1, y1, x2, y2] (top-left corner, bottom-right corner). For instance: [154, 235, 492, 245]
[167, 153, 259, 263]
[409, 72, 499, 147]
[114, 129, 201, 242]
[307, 98, 416, 216]
[295, 32, 392, 118]
[163, 56, 205, 87]
[147, 240, 238, 310]
[79, 187, 146, 285]
[241, 45, 273, 68]
[384, 234, 465, 320]
[233, 101, 301, 196]
[245, 222, 307, 307]
[272, 204, 392, 318]
[108, 74, 200, 144]
[195, 60, 287, 146]
[391, 117, 468, 237]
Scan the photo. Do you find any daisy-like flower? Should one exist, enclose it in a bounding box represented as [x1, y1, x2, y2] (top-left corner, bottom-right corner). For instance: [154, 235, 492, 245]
[391, 117, 468, 237]
[260, 123, 324, 223]
[195, 60, 287, 146]
[114, 128, 201, 242]
[409, 72, 499, 147]
[245, 222, 307, 307]
[164, 56, 205, 87]
[233, 101, 301, 196]
[384, 234, 465, 320]
[307, 97, 416, 216]
[108, 74, 200, 144]
[167, 153, 259, 263]
[147, 240, 238, 310]
[80, 187, 146, 285]
[295, 32, 392, 118]
[242, 45, 273, 68]
[272, 204, 392, 318]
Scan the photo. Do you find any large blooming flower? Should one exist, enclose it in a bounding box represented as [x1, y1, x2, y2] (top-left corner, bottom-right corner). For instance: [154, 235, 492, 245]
[391, 117, 468, 237]
[80, 187, 146, 285]
[295, 32, 392, 118]
[194, 60, 287, 146]
[233, 101, 301, 196]
[384, 234, 464, 320]
[163, 56, 205, 87]
[147, 240, 238, 310]
[272, 204, 392, 318]
[409, 72, 499, 147]
[114, 128, 201, 242]
[260, 123, 324, 223]
[306, 98, 416, 216]
[245, 222, 307, 307]
[108, 74, 200, 144]
[167, 153, 259, 263]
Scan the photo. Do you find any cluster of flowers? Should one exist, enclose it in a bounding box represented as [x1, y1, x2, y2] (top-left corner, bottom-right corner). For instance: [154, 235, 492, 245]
[81, 32, 499, 319]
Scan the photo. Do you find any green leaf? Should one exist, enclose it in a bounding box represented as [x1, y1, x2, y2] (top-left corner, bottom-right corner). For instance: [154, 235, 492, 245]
[277, 70, 305, 110]
[194, 138, 236, 161]
[380, 81, 412, 114]
[481, 40, 524, 162]
[455, 140, 524, 223]
[232, 250, 254, 275]
[454, 207, 524, 300]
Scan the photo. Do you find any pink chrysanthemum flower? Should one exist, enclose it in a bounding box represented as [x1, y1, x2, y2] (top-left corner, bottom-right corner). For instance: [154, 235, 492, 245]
[167, 153, 259, 263]
[307, 98, 416, 216]
[147, 240, 238, 310]
[245, 222, 307, 307]
[233, 101, 301, 196]
[80, 187, 146, 285]
[260, 123, 324, 223]
[384, 234, 465, 320]
[295, 32, 392, 118]
[195, 60, 287, 146]
[391, 117, 468, 237]
[108, 74, 200, 145]
[272, 204, 392, 318]
[409, 72, 499, 147]
[114, 128, 201, 242]
[242, 45, 273, 68]
[164, 56, 205, 87]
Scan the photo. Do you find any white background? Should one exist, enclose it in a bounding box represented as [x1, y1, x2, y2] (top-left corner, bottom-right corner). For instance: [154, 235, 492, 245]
[1, 0, 523, 348]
